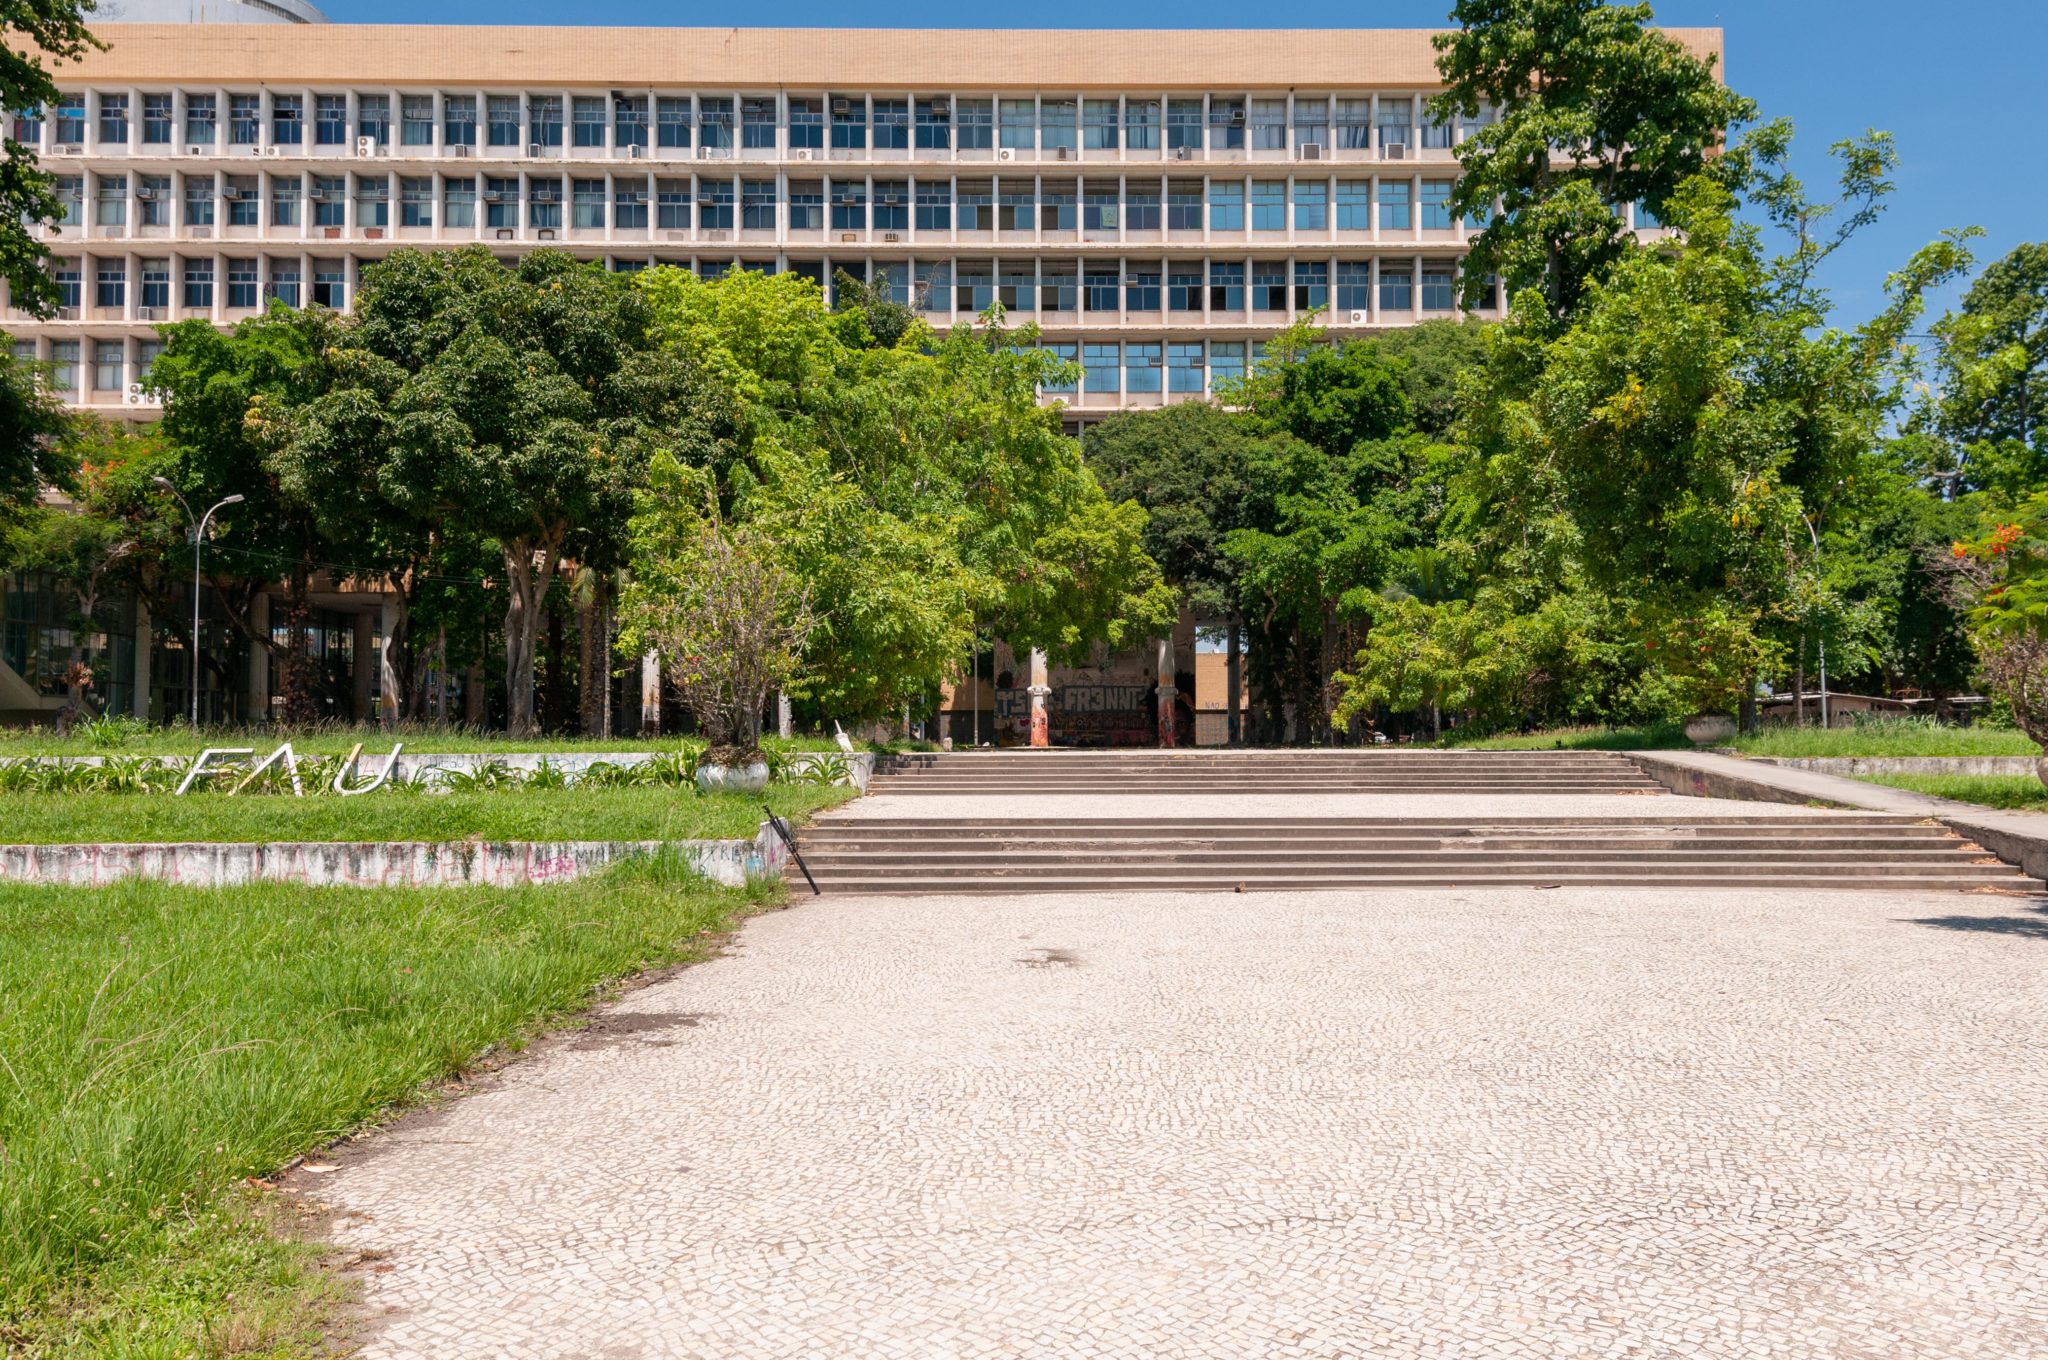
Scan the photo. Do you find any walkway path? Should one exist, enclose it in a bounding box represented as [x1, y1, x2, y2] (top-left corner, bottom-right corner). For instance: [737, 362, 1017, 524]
[319, 868, 2048, 1357]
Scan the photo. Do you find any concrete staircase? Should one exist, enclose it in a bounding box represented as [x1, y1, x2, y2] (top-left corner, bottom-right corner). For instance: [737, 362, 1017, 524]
[868, 749, 1665, 795]
[799, 752, 2046, 896]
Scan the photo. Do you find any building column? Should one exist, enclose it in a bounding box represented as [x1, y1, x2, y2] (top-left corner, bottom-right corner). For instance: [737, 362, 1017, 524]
[131, 600, 152, 720]
[1027, 646, 1051, 748]
[777, 690, 792, 739]
[245, 592, 269, 726]
[639, 650, 661, 735]
[351, 610, 374, 722]
[378, 595, 401, 727]
[1156, 634, 1178, 748]
[1226, 619, 1242, 746]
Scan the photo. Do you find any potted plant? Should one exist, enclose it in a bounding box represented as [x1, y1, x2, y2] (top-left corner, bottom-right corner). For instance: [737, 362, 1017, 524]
[618, 460, 814, 796]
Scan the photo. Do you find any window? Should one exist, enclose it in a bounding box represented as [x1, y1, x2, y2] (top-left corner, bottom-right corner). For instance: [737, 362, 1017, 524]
[140, 258, 169, 309]
[1336, 260, 1371, 312]
[1634, 200, 1662, 230]
[1209, 261, 1244, 310]
[94, 340, 123, 391]
[829, 182, 863, 230]
[95, 174, 126, 228]
[1379, 179, 1412, 231]
[957, 181, 991, 231]
[1169, 342, 1204, 392]
[741, 180, 775, 230]
[1421, 112, 1452, 149]
[136, 175, 170, 227]
[266, 176, 297, 227]
[570, 179, 604, 228]
[184, 94, 216, 145]
[698, 179, 732, 230]
[1379, 264, 1413, 311]
[914, 182, 949, 231]
[1166, 181, 1200, 231]
[1250, 99, 1286, 150]
[444, 177, 475, 228]
[1039, 182, 1075, 231]
[183, 258, 213, 309]
[1117, 182, 1155, 232]
[785, 97, 819, 151]
[1423, 266, 1456, 311]
[1083, 100, 1118, 151]
[572, 97, 606, 148]
[1294, 98, 1328, 151]
[271, 93, 302, 145]
[1294, 180, 1328, 231]
[1040, 99, 1076, 153]
[1168, 266, 1201, 311]
[987, 181, 1026, 232]
[357, 94, 390, 145]
[52, 175, 81, 226]
[401, 95, 434, 147]
[956, 99, 992, 150]
[1336, 180, 1370, 230]
[997, 259, 1033, 311]
[1083, 342, 1119, 393]
[740, 97, 774, 150]
[1209, 98, 1245, 150]
[999, 99, 1035, 152]
[444, 95, 476, 148]
[1335, 99, 1371, 150]
[1126, 267, 1160, 311]
[97, 93, 128, 145]
[1040, 262, 1076, 310]
[1083, 266, 1118, 311]
[829, 94, 865, 150]
[1377, 97, 1412, 149]
[311, 175, 345, 228]
[136, 339, 163, 381]
[617, 96, 650, 150]
[1082, 182, 1117, 232]
[529, 95, 565, 148]
[616, 182, 647, 229]
[1422, 180, 1453, 229]
[1460, 102, 1492, 140]
[1251, 180, 1284, 231]
[1166, 99, 1202, 151]
[227, 258, 258, 309]
[312, 263, 346, 309]
[874, 261, 909, 305]
[488, 96, 522, 147]
[229, 94, 260, 145]
[399, 176, 432, 227]
[1126, 100, 1159, 152]
[95, 260, 124, 307]
[1210, 341, 1245, 391]
[12, 107, 40, 146]
[53, 259, 80, 309]
[915, 98, 949, 150]
[872, 98, 908, 150]
[142, 93, 173, 144]
[913, 261, 948, 310]
[53, 94, 85, 144]
[354, 175, 388, 228]
[695, 97, 731, 151]
[1294, 260, 1328, 310]
[786, 184, 820, 230]
[1041, 341, 1077, 393]
[485, 177, 518, 230]
[657, 180, 691, 230]
[1252, 260, 1287, 310]
[314, 94, 348, 146]
[954, 260, 993, 312]
[48, 341, 78, 391]
[529, 177, 563, 230]
[1125, 342, 1161, 393]
[268, 262, 301, 310]
[1208, 182, 1243, 231]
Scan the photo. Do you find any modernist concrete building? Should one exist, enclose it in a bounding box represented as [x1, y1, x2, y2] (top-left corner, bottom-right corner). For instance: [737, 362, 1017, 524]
[0, 17, 1712, 735]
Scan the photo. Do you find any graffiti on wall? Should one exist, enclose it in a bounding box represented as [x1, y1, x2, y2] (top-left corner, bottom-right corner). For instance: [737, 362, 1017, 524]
[995, 683, 1156, 746]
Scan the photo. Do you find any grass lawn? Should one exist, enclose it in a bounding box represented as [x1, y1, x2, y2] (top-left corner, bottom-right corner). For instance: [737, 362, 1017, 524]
[1441, 722, 1691, 751]
[1444, 718, 2039, 759]
[0, 784, 857, 844]
[0, 857, 775, 1356]
[0, 722, 922, 759]
[1857, 773, 2048, 812]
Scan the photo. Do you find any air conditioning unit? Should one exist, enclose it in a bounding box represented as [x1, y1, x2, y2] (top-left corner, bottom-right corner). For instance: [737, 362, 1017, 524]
[1054, 146, 1070, 161]
[996, 148, 1015, 162]
[628, 145, 644, 159]
[450, 144, 472, 158]
[791, 148, 813, 161]
[126, 391, 159, 406]
[1173, 147, 1193, 161]
[495, 227, 515, 240]
[186, 145, 203, 156]
[126, 381, 146, 396]
[536, 228, 555, 240]
[52, 144, 79, 155]
[882, 232, 900, 243]
[135, 186, 159, 201]
[830, 98, 853, 115]
[221, 186, 246, 200]
[247, 145, 263, 156]
[697, 146, 724, 159]
[1348, 309, 1369, 324]
[527, 143, 542, 157]
[56, 306, 78, 320]
[481, 190, 507, 202]
[262, 146, 282, 157]
[1383, 143, 1408, 161]
[137, 306, 162, 320]
[355, 135, 376, 157]
[1298, 143, 1323, 161]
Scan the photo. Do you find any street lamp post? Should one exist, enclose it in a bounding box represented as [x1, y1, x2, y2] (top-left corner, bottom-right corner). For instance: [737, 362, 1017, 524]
[1804, 516, 1829, 731]
[153, 479, 244, 728]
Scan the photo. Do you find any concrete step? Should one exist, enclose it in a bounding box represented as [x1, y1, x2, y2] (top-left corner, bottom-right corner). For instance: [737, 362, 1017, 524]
[803, 846, 1997, 867]
[811, 872, 2046, 895]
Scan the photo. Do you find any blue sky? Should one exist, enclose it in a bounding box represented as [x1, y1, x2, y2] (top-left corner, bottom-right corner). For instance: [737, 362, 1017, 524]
[317, 0, 2045, 328]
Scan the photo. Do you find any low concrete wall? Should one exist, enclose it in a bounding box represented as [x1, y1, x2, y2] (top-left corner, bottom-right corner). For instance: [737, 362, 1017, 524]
[27, 750, 875, 790]
[1746, 755, 2043, 778]
[0, 822, 789, 889]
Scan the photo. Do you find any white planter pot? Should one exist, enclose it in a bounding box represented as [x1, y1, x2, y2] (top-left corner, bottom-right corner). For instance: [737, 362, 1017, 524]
[1684, 714, 1737, 747]
[696, 761, 770, 794]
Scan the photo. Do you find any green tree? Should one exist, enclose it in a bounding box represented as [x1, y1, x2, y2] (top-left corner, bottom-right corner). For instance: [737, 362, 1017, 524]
[1430, 0, 1757, 317]
[1931, 242, 2048, 499]
[0, 0, 101, 318]
[0, 341, 72, 526]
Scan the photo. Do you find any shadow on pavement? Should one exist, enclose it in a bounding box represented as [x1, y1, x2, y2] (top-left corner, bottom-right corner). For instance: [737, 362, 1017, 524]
[1904, 904, 2048, 940]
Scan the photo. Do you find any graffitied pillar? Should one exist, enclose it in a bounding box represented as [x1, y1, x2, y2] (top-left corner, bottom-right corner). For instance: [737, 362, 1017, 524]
[639, 652, 662, 735]
[132, 600, 153, 720]
[777, 690, 792, 739]
[245, 593, 269, 726]
[378, 596, 401, 727]
[1027, 647, 1051, 748]
[1226, 620, 1242, 745]
[1156, 635, 1178, 748]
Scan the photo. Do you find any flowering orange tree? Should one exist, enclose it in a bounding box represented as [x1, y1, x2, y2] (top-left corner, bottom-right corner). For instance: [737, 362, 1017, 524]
[1952, 494, 2048, 749]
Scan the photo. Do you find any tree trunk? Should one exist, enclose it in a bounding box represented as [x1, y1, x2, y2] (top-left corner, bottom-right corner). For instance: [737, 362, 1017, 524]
[543, 588, 566, 735]
[1794, 641, 1807, 727]
[1738, 677, 1759, 736]
[577, 573, 610, 737]
[277, 560, 320, 728]
[500, 531, 565, 737]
